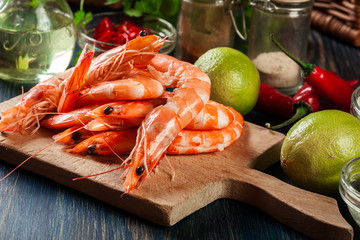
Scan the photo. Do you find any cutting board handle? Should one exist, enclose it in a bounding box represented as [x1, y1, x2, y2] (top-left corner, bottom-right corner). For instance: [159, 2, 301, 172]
[228, 169, 353, 240]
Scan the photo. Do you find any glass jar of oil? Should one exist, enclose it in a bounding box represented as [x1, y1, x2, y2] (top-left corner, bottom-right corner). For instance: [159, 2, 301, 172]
[0, 0, 76, 83]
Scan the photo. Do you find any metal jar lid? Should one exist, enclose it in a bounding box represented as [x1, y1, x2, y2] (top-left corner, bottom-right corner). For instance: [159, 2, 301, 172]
[272, 0, 313, 3]
[250, 0, 313, 13]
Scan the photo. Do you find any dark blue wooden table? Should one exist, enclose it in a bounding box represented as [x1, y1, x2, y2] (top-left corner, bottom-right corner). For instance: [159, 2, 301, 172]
[0, 29, 359, 239]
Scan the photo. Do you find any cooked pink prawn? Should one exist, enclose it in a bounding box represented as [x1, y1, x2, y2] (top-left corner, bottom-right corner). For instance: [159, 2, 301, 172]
[0, 43, 97, 133]
[167, 106, 244, 154]
[84, 99, 167, 131]
[68, 129, 138, 155]
[84, 100, 231, 131]
[185, 100, 233, 130]
[75, 76, 165, 108]
[84, 118, 142, 131]
[87, 98, 167, 118]
[0, 35, 165, 134]
[83, 35, 164, 87]
[59, 35, 164, 112]
[40, 104, 100, 129]
[122, 53, 211, 193]
[67, 105, 244, 156]
[0, 70, 72, 134]
[57, 47, 94, 113]
[52, 100, 235, 145]
[53, 125, 93, 146]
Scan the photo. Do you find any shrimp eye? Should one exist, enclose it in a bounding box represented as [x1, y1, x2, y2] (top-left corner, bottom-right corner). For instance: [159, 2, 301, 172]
[139, 30, 149, 37]
[72, 131, 82, 141]
[104, 106, 113, 115]
[87, 144, 97, 155]
[136, 165, 145, 176]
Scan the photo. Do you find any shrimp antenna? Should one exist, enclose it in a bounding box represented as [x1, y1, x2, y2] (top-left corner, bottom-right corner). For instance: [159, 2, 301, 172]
[0, 138, 60, 182]
[0, 116, 90, 182]
[72, 165, 125, 181]
[72, 131, 129, 181]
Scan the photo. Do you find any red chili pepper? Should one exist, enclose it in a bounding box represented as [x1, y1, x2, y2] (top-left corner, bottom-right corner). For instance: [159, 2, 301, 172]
[268, 79, 359, 129]
[271, 34, 354, 110]
[268, 83, 320, 129]
[255, 83, 294, 119]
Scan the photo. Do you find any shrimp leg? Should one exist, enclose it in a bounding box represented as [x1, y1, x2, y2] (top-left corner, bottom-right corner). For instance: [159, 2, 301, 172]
[57, 47, 94, 113]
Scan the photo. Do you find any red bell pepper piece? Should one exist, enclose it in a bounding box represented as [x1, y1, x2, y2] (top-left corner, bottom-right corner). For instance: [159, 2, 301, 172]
[271, 34, 354, 110]
[93, 17, 116, 40]
[97, 30, 115, 43]
[93, 17, 152, 47]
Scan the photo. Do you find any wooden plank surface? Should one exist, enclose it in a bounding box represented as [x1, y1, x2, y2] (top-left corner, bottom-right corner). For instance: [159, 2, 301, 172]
[0, 96, 353, 239]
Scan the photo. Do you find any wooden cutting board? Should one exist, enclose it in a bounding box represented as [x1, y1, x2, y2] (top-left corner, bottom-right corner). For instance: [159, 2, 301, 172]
[0, 97, 353, 240]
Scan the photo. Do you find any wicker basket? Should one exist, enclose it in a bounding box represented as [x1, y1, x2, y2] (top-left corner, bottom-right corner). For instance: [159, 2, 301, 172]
[311, 0, 360, 46]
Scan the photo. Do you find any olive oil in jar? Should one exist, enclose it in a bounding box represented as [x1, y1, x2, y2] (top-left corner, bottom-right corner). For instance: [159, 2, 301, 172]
[0, 1, 76, 83]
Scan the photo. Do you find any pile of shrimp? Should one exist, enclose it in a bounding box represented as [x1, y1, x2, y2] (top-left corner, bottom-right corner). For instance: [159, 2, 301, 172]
[0, 35, 244, 193]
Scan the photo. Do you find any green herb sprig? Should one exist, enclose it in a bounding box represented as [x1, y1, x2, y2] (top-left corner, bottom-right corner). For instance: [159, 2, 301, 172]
[107, 0, 179, 19]
[74, 0, 180, 27]
[28, 0, 46, 8]
[74, 0, 92, 27]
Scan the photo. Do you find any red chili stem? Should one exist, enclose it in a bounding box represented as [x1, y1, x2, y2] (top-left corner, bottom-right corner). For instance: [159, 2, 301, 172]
[268, 83, 320, 129]
[271, 34, 354, 110]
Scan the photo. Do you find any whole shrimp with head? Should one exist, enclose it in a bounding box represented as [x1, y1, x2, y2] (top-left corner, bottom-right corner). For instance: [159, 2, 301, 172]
[0, 34, 214, 195]
[122, 53, 211, 193]
[0, 52, 91, 134]
[0, 35, 164, 133]
[58, 35, 165, 112]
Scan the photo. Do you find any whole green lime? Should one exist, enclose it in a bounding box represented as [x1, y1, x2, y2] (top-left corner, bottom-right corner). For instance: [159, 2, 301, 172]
[194, 47, 260, 115]
[281, 110, 360, 194]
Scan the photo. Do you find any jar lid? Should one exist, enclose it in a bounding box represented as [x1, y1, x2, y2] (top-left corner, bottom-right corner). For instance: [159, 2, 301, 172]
[272, 0, 312, 3]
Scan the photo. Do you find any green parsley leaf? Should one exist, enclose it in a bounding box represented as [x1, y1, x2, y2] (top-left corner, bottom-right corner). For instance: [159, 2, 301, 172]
[160, 0, 180, 16]
[121, 0, 180, 19]
[28, 0, 45, 8]
[134, 0, 161, 15]
[124, 9, 143, 17]
[104, 0, 121, 5]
